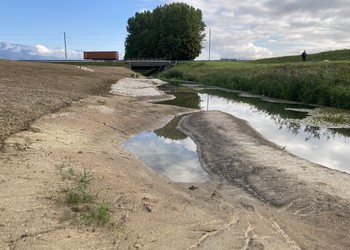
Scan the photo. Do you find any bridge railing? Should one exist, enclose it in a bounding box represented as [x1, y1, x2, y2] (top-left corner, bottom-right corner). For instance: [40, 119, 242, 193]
[124, 58, 178, 69]
[124, 58, 169, 62]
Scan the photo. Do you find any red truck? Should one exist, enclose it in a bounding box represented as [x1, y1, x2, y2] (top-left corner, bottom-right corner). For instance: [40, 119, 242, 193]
[83, 51, 119, 61]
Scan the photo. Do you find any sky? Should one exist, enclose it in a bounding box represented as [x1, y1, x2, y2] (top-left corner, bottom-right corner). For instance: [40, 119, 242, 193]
[1, 0, 349, 60]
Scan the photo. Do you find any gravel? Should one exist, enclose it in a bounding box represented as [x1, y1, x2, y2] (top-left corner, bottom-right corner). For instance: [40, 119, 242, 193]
[110, 78, 166, 97]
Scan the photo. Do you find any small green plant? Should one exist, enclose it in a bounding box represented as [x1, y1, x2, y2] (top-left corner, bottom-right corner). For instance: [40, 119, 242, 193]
[67, 167, 75, 178]
[65, 169, 95, 205]
[162, 69, 184, 79]
[65, 185, 95, 205]
[57, 163, 76, 180]
[320, 109, 350, 125]
[65, 190, 81, 205]
[57, 163, 111, 227]
[57, 163, 65, 173]
[78, 169, 93, 189]
[86, 202, 111, 226]
[333, 113, 345, 124]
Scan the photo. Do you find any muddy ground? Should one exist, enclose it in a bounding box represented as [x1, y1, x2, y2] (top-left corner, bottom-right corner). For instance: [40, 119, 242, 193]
[0, 59, 349, 249]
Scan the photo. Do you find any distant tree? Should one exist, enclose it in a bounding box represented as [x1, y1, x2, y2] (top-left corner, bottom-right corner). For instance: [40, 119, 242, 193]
[124, 3, 206, 60]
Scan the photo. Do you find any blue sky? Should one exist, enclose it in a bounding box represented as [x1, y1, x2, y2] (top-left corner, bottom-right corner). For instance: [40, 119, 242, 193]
[1, 0, 163, 54]
[1, 0, 350, 60]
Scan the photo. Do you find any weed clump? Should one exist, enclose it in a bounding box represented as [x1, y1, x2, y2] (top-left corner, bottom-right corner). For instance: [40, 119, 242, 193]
[86, 202, 110, 226]
[57, 163, 110, 226]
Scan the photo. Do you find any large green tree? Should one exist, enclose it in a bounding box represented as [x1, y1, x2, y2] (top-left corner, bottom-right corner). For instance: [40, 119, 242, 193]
[124, 3, 206, 60]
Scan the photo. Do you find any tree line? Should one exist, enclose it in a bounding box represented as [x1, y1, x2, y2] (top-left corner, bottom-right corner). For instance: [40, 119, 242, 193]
[124, 3, 206, 60]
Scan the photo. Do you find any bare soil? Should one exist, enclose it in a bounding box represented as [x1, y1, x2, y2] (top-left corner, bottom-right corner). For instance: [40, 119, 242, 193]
[0, 59, 349, 249]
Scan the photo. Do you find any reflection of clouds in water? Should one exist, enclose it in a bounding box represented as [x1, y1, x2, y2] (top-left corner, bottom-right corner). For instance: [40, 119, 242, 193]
[158, 158, 208, 183]
[163, 137, 197, 152]
[199, 93, 350, 173]
[276, 127, 350, 171]
[125, 132, 209, 183]
[182, 138, 198, 152]
[202, 94, 271, 129]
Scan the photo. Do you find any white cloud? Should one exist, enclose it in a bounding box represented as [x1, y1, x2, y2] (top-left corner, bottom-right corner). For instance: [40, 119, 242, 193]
[162, 0, 350, 59]
[0, 42, 83, 60]
[35, 44, 51, 54]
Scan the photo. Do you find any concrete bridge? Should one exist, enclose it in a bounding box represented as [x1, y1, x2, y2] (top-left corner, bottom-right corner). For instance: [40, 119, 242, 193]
[124, 59, 177, 70]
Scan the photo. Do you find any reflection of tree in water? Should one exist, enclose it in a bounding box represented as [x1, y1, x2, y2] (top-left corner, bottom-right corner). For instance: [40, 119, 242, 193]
[256, 105, 350, 141]
[203, 89, 311, 120]
[272, 117, 302, 134]
[154, 115, 187, 141]
[331, 128, 350, 137]
[203, 88, 350, 141]
[303, 126, 322, 141]
[158, 91, 201, 109]
[302, 126, 350, 142]
[158, 84, 350, 141]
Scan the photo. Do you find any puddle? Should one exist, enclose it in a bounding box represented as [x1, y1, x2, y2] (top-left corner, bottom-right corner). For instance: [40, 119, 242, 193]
[124, 116, 210, 183]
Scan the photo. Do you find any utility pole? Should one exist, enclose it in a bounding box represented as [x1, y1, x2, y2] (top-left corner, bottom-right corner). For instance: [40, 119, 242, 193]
[206, 94, 210, 111]
[209, 28, 211, 61]
[64, 32, 67, 61]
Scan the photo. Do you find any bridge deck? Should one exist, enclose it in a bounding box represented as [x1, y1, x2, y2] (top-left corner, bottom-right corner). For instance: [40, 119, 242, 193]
[125, 59, 175, 68]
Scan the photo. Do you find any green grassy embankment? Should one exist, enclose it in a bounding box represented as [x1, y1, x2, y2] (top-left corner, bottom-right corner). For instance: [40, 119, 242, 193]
[159, 49, 350, 110]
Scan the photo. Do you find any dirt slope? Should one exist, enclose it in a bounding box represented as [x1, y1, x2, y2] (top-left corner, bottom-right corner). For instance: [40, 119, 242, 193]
[0, 60, 132, 147]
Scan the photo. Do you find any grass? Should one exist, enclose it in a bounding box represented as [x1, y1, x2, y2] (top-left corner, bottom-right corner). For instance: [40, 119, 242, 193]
[159, 50, 350, 110]
[57, 163, 111, 226]
[57, 163, 75, 180]
[65, 185, 95, 205]
[318, 108, 350, 125]
[86, 202, 111, 226]
[255, 49, 350, 64]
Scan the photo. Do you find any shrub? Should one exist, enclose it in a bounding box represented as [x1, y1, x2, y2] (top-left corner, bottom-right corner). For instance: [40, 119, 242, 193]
[162, 69, 184, 79]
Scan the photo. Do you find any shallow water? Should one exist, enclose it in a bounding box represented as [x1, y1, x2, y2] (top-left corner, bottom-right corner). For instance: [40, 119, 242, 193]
[124, 117, 210, 183]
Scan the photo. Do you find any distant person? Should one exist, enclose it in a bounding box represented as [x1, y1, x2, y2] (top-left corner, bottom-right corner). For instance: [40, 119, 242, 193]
[301, 50, 307, 62]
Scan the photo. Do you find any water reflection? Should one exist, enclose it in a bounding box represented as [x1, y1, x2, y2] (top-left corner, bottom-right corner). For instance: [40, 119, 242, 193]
[154, 115, 187, 140]
[159, 85, 350, 173]
[157, 91, 201, 109]
[200, 93, 350, 172]
[124, 117, 210, 183]
[202, 89, 312, 120]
